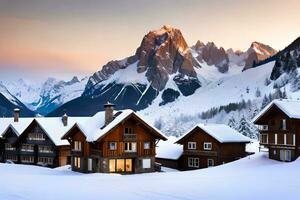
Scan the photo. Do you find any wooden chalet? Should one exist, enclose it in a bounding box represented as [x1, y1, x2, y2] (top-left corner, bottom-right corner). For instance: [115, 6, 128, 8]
[175, 124, 250, 170]
[62, 103, 167, 174]
[0, 109, 88, 167]
[253, 99, 300, 162]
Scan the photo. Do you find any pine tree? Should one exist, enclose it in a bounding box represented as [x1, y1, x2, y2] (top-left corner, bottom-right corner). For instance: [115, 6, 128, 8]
[255, 88, 261, 97]
[228, 116, 237, 130]
[261, 94, 269, 109]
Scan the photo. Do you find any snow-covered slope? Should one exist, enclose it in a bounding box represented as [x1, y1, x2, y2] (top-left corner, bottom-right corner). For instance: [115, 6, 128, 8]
[139, 61, 276, 136]
[1, 145, 300, 200]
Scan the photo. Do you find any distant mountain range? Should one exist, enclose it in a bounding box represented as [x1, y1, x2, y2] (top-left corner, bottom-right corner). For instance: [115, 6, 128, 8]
[0, 25, 299, 137]
[0, 76, 87, 116]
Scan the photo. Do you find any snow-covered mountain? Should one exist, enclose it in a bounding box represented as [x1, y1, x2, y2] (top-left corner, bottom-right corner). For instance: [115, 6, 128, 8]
[3, 76, 88, 115]
[49, 25, 276, 117]
[0, 82, 35, 117]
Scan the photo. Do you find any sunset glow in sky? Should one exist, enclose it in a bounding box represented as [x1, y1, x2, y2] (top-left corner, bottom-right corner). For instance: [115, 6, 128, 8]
[0, 0, 300, 81]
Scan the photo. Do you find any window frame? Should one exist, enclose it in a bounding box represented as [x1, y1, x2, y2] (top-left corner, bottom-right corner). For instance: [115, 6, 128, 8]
[109, 142, 117, 150]
[144, 142, 151, 150]
[142, 158, 151, 169]
[207, 159, 214, 167]
[203, 142, 212, 150]
[187, 142, 197, 150]
[188, 157, 199, 168]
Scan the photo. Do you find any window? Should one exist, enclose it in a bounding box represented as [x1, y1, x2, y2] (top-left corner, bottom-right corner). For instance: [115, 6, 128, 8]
[74, 141, 82, 151]
[125, 159, 132, 172]
[28, 133, 45, 141]
[273, 149, 277, 155]
[188, 142, 196, 150]
[21, 156, 34, 163]
[38, 146, 53, 153]
[274, 134, 278, 144]
[144, 142, 150, 150]
[207, 159, 214, 167]
[293, 134, 296, 146]
[109, 142, 117, 150]
[260, 134, 268, 144]
[38, 157, 53, 165]
[5, 143, 15, 151]
[88, 158, 93, 171]
[124, 127, 133, 134]
[74, 157, 81, 168]
[188, 157, 199, 168]
[142, 158, 151, 169]
[116, 159, 125, 172]
[6, 155, 17, 161]
[204, 142, 212, 150]
[284, 134, 287, 145]
[281, 119, 287, 130]
[280, 150, 292, 162]
[21, 144, 34, 152]
[124, 142, 137, 152]
[109, 159, 116, 172]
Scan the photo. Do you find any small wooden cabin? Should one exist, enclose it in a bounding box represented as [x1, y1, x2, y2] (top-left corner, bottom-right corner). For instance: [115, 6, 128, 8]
[62, 103, 167, 174]
[175, 124, 250, 170]
[253, 99, 300, 162]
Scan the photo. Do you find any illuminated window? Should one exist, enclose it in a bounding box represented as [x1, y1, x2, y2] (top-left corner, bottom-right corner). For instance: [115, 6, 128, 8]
[74, 141, 82, 151]
[74, 157, 81, 168]
[125, 159, 132, 172]
[109, 159, 116, 173]
[116, 159, 125, 172]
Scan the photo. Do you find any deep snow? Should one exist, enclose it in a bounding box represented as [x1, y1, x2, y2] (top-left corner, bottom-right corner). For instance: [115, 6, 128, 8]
[0, 142, 299, 200]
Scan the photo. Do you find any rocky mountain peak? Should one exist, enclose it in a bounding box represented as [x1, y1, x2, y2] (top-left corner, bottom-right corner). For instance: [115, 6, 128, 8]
[85, 25, 200, 93]
[243, 41, 277, 70]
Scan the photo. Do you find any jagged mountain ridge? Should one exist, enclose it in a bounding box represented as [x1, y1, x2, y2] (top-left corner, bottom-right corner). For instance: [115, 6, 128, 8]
[3, 76, 88, 115]
[49, 25, 277, 116]
[0, 83, 35, 117]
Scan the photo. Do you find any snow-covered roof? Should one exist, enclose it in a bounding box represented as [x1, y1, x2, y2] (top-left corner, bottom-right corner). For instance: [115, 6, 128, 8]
[252, 99, 300, 123]
[156, 136, 183, 160]
[0, 118, 34, 137]
[65, 109, 167, 142]
[34, 117, 89, 146]
[0, 116, 89, 146]
[177, 123, 251, 143]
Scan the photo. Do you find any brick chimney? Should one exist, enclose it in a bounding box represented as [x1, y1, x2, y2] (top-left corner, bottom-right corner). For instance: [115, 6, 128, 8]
[104, 102, 115, 125]
[62, 113, 68, 126]
[14, 108, 20, 122]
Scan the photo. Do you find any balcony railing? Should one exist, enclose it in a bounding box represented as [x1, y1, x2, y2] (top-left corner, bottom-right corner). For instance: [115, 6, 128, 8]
[123, 134, 136, 140]
[258, 125, 268, 131]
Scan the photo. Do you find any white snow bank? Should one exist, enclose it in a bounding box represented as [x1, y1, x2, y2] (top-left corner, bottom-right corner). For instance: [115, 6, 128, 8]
[0, 151, 299, 200]
[156, 136, 183, 159]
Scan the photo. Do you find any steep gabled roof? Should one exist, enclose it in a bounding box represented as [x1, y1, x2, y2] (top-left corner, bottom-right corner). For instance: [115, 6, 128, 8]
[14, 117, 89, 146]
[0, 118, 34, 137]
[62, 109, 167, 142]
[252, 99, 300, 123]
[176, 123, 250, 144]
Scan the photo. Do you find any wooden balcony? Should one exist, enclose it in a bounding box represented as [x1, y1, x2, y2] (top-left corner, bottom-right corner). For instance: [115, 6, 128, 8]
[183, 150, 218, 157]
[123, 134, 136, 141]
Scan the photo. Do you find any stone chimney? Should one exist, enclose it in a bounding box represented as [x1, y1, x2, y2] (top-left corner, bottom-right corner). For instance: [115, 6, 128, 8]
[104, 102, 115, 125]
[14, 108, 20, 122]
[62, 113, 68, 127]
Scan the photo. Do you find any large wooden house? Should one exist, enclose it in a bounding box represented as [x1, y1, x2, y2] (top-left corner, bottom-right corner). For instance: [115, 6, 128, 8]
[0, 109, 88, 167]
[62, 103, 167, 174]
[253, 99, 300, 162]
[175, 124, 250, 170]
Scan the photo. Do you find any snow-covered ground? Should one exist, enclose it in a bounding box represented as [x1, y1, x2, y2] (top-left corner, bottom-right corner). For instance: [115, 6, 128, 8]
[0, 142, 299, 200]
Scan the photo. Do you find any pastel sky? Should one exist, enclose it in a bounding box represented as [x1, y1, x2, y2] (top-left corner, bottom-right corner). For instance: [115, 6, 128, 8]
[0, 0, 299, 82]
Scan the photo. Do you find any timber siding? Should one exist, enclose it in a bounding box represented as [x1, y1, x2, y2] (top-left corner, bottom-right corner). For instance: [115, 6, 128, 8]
[2, 121, 71, 168]
[176, 126, 249, 170]
[66, 115, 166, 174]
[254, 103, 300, 162]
